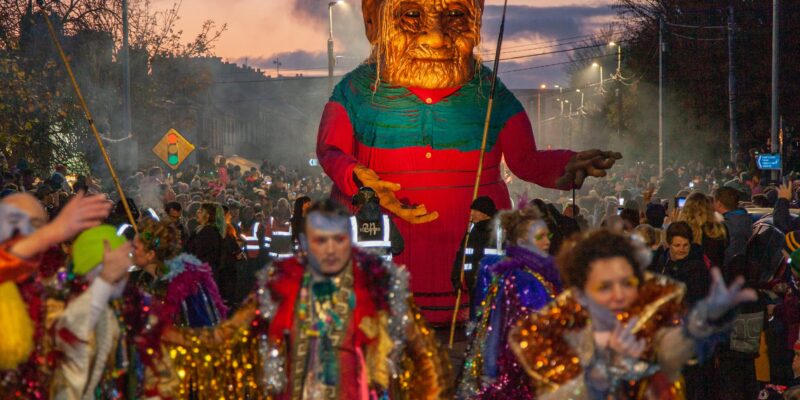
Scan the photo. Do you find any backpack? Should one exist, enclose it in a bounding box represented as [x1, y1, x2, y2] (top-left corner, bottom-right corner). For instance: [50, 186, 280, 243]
[744, 218, 787, 286]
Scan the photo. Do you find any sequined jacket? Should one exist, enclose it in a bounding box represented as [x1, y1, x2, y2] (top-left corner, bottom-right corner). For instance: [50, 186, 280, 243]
[47, 253, 227, 400]
[158, 248, 453, 400]
[458, 246, 562, 399]
[509, 274, 695, 400]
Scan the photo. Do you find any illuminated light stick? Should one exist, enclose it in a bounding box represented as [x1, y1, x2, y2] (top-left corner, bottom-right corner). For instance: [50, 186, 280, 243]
[37, 2, 138, 234]
[449, 0, 510, 349]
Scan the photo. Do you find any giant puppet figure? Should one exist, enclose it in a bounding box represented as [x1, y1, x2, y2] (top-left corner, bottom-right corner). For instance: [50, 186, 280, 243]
[317, 0, 620, 323]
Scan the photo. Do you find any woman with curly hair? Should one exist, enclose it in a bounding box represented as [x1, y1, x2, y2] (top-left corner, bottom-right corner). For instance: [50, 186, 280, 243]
[131, 218, 226, 327]
[130, 218, 227, 398]
[677, 192, 728, 268]
[509, 229, 754, 400]
[458, 205, 562, 399]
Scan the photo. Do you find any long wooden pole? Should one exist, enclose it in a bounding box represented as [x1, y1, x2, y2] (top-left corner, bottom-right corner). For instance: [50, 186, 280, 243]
[448, 0, 510, 348]
[39, 6, 138, 233]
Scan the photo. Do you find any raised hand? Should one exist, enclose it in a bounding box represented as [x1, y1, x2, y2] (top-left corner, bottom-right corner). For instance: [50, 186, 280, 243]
[608, 317, 646, 359]
[706, 267, 757, 321]
[353, 165, 439, 224]
[44, 191, 113, 244]
[555, 150, 622, 190]
[778, 180, 793, 201]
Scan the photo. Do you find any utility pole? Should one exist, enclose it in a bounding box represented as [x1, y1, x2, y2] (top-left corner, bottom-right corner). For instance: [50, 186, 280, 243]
[727, 5, 739, 164]
[659, 15, 665, 177]
[273, 58, 282, 77]
[612, 43, 623, 138]
[121, 0, 132, 171]
[537, 91, 541, 137]
[771, 0, 780, 180]
[327, 1, 337, 92]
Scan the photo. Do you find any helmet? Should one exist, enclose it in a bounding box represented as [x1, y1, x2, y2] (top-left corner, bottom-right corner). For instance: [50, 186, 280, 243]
[352, 186, 378, 207]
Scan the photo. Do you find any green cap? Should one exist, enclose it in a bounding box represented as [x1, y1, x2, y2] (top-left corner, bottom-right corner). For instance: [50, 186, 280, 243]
[72, 225, 127, 276]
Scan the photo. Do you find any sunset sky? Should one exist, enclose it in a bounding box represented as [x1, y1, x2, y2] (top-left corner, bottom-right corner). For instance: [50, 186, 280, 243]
[152, 0, 617, 88]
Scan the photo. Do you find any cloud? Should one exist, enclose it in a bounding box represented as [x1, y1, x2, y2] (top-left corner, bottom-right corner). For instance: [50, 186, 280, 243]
[290, 0, 371, 59]
[278, 1, 617, 87]
[482, 5, 616, 42]
[480, 5, 617, 88]
[230, 51, 329, 72]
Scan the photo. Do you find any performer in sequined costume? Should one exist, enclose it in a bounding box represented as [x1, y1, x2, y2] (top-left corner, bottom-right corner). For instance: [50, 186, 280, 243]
[509, 230, 757, 400]
[157, 200, 452, 399]
[458, 205, 561, 399]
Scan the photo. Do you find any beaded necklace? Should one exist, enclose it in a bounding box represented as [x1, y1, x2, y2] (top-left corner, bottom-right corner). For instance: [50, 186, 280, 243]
[292, 263, 355, 399]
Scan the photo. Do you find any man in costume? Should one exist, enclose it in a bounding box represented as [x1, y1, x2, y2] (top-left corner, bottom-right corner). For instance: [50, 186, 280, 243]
[159, 199, 451, 399]
[317, 0, 621, 322]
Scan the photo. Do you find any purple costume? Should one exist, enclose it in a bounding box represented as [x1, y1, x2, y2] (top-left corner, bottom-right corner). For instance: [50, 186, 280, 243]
[457, 246, 562, 399]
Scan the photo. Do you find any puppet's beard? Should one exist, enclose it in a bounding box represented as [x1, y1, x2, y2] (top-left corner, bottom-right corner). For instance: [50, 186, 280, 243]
[383, 48, 474, 89]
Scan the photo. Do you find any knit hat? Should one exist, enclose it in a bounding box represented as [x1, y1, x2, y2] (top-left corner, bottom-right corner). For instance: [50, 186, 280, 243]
[786, 230, 800, 254]
[470, 196, 497, 217]
[72, 225, 127, 276]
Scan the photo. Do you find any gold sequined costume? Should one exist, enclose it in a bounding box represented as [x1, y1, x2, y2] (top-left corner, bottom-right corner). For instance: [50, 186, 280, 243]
[509, 274, 693, 400]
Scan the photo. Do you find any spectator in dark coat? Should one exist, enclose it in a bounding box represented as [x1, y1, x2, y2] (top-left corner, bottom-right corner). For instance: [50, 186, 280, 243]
[714, 186, 753, 267]
[650, 221, 711, 305]
[185, 202, 223, 273]
[650, 221, 713, 400]
[775, 181, 800, 233]
[165, 201, 189, 245]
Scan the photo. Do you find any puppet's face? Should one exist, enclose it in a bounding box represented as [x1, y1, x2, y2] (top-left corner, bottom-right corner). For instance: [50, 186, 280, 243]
[364, 0, 482, 89]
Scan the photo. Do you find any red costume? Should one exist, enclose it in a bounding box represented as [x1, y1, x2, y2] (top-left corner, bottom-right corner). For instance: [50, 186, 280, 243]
[318, 65, 574, 323]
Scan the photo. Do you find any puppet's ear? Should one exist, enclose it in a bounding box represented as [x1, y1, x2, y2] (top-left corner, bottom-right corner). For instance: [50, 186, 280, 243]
[362, 0, 381, 44]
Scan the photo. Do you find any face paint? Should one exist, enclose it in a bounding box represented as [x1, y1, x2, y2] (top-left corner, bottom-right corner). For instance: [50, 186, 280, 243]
[0, 203, 34, 242]
[307, 212, 351, 234]
[304, 213, 353, 276]
[517, 220, 550, 256]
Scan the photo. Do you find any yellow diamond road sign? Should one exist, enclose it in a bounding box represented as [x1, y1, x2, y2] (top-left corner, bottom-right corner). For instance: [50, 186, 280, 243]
[153, 128, 194, 170]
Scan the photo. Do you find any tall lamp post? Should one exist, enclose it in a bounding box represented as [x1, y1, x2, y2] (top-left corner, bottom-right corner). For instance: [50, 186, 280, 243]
[328, 1, 343, 91]
[537, 84, 545, 136]
[609, 42, 623, 137]
[591, 62, 603, 92]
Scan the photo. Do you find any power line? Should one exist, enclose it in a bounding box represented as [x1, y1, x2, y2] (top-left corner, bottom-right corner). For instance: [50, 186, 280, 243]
[499, 52, 617, 74]
[669, 32, 725, 42]
[478, 31, 630, 55]
[487, 40, 627, 63]
[483, 35, 624, 57]
[480, 31, 625, 53]
[665, 21, 725, 30]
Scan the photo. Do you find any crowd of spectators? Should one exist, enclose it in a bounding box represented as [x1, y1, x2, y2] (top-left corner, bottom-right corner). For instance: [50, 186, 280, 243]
[3, 151, 800, 398]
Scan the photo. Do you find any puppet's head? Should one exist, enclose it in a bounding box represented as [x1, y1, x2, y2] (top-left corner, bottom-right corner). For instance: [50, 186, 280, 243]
[362, 0, 483, 89]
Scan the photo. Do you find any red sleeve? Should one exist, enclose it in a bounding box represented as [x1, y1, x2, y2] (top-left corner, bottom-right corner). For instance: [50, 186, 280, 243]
[316, 102, 359, 196]
[499, 111, 575, 189]
[0, 238, 41, 283]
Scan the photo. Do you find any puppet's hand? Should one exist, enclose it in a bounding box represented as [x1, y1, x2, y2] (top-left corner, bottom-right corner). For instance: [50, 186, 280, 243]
[353, 165, 439, 224]
[555, 150, 622, 190]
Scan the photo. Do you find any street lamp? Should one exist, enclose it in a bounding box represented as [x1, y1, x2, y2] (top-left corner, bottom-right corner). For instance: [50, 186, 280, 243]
[328, 1, 343, 90]
[591, 62, 603, 92]
[609, 42, 622, 77]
